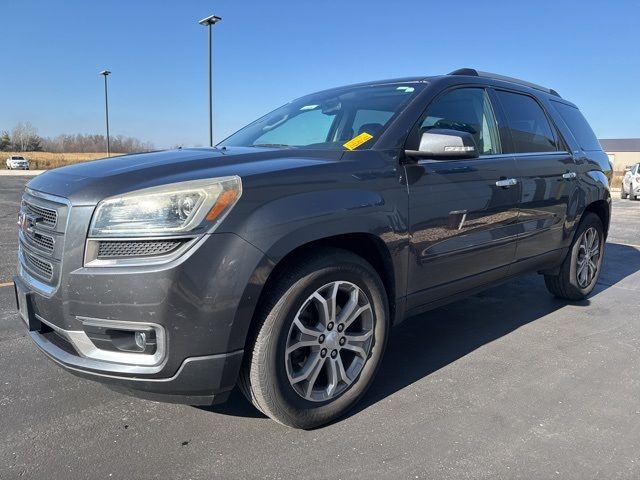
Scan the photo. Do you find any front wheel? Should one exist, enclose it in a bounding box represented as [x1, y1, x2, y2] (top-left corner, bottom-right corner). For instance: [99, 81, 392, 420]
[239, 248, 389, 429]
[544, 212, 604, 300]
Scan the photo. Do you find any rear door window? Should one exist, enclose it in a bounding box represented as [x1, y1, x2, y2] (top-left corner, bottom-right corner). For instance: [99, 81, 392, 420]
[495, 90, 557, 153]
[551, 101, 601, 151]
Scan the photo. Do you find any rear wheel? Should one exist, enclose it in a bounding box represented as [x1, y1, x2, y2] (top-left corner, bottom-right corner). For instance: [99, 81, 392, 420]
[544, 212, 604, 300]
[621, 185, 629, 199]
[239, 248, 389, 429]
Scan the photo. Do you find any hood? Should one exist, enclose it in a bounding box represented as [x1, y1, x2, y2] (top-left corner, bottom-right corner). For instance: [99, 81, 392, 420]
[26, 147, 342, 205]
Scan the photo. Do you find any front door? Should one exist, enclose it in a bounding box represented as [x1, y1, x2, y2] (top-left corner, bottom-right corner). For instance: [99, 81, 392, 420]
[404, 87, 520, 311]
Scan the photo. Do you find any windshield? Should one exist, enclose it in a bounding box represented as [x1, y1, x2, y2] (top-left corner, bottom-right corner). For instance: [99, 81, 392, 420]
[219, 83, 424, 151]
[13, 156, 25, 160]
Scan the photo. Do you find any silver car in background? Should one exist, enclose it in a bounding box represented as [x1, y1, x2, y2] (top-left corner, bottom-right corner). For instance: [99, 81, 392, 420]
[621, 163, 640, 200]
[6, 155, 30, 170]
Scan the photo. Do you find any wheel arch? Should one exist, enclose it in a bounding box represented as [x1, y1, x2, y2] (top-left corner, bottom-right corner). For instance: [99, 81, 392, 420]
[583, 199, 611, 238]
[239, 232, 399, 353]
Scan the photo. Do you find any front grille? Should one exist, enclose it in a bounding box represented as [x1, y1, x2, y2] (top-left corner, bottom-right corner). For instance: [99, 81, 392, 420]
[18, 190, 68, 288]
[22, 200, 57, 227]
[29, 231, 54, 252]
[97, 239, 185, 259]
[23, 250, 53, 280]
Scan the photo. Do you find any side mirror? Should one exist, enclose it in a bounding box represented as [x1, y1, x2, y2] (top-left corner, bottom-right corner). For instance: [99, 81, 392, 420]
[405, 128, 479, 160]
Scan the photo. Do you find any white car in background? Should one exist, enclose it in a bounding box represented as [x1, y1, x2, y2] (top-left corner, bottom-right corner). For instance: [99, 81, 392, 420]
[6, 155, 30, 170]
[621, 163, 640, 200]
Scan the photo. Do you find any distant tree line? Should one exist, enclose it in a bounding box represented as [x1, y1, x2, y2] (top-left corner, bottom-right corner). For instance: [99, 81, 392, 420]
[0, 121, 153, 153]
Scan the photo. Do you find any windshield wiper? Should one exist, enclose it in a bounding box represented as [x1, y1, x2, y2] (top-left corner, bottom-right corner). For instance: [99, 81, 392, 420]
[252, 143, 294, 149]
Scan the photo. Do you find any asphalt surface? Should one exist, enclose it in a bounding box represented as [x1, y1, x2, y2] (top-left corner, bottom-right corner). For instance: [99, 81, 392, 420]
[1, 175, 639, 480]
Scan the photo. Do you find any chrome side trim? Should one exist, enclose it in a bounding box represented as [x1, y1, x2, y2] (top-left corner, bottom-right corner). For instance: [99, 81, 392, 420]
[36, 314, 166, 369]
[417, 151, 570, 164]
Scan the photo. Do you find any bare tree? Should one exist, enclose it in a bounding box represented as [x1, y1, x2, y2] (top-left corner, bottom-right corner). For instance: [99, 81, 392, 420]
[40, 132, 152, 153]
[5, 121, 153, 153]
[11, 121, 39, 152]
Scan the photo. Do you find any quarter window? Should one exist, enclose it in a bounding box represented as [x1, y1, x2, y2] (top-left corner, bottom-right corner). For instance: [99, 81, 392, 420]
[495, 90, 557, 153]
[417, 88, 501, 155]
[551, 101, 600, 151]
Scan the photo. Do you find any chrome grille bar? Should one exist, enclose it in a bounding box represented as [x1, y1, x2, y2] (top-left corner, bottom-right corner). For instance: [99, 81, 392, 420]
[22, 200, 58, 227]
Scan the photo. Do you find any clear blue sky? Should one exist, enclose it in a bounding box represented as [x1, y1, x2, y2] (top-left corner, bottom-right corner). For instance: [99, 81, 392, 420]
[2, 0, 639, 149]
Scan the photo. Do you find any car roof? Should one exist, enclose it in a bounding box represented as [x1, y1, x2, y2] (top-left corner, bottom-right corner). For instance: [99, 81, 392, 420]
[291, 70, 578, 109]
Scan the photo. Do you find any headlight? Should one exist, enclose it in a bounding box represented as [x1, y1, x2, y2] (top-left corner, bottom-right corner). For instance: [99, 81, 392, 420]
[89, 176, 242, 237]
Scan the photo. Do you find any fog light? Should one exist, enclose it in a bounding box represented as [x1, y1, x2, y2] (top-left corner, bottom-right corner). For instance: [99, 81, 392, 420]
[134, 331, 147, 349]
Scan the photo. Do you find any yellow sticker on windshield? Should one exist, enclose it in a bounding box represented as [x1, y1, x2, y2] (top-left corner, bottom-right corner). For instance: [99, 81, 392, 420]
[343, 132, 373, 150]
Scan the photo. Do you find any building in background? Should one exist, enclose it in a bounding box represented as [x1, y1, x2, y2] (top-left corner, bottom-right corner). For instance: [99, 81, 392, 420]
[599, 138, 640, 172]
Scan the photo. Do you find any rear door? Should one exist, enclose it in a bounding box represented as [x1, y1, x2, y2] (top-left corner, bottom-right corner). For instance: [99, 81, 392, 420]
[493, 89, 577, 264]
[404, 87, 520, 310]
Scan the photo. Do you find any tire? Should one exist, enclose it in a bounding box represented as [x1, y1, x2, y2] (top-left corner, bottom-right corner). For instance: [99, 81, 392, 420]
[621, 186, 628, 199]
[544, 212, 604, 300]
[239, 247, 389, 429]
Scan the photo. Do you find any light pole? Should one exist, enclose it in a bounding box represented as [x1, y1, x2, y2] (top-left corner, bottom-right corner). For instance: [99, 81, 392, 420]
[198, 14, 222, 147]
[99, 70, 111, 157]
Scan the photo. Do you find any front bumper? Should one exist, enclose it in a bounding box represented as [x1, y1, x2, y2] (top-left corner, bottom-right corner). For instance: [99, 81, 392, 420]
[16, 230, 267, 405]
[33, 325, 244, 405]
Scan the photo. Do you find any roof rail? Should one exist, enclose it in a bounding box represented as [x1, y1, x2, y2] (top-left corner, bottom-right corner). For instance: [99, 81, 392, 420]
[448, 68, 561, 98]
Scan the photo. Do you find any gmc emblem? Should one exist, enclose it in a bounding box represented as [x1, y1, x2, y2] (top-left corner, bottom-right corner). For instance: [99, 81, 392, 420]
[17, 213, 36, 235]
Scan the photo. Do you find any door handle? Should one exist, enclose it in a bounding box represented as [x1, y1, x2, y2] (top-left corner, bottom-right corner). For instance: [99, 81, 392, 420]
[495, 178, 517, 188]
[562, 171, 577, 180]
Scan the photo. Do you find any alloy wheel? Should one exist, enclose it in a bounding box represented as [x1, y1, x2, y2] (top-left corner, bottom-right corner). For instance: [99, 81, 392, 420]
[576, 226, 600, 288]
[285, 281, 374, 402]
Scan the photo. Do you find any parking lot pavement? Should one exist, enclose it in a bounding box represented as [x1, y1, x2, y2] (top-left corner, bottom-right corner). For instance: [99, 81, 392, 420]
[1, 175, 639, 480]
[0, 169, 43, 176]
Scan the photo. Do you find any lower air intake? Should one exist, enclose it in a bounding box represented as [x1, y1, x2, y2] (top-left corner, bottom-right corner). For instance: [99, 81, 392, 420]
[97, 239, 186, 259]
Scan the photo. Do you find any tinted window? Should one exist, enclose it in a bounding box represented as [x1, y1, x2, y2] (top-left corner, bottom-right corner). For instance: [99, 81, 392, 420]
[417, 88, 501, 155]
[551, 101, 601, 151]
[351, 109, 394, 139]
[495, 90, 557, 153]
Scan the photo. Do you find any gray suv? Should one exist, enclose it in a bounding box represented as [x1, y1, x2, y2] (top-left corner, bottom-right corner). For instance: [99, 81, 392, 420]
[14, 69, 611, 428]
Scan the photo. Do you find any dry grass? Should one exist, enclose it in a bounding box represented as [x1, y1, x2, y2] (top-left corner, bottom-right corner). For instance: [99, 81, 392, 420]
[5, 151, 121, 170]
[611, 171, 624, 190]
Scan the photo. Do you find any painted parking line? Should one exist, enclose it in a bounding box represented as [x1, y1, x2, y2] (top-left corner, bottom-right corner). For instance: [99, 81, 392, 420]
[0, 282, 14, 288]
